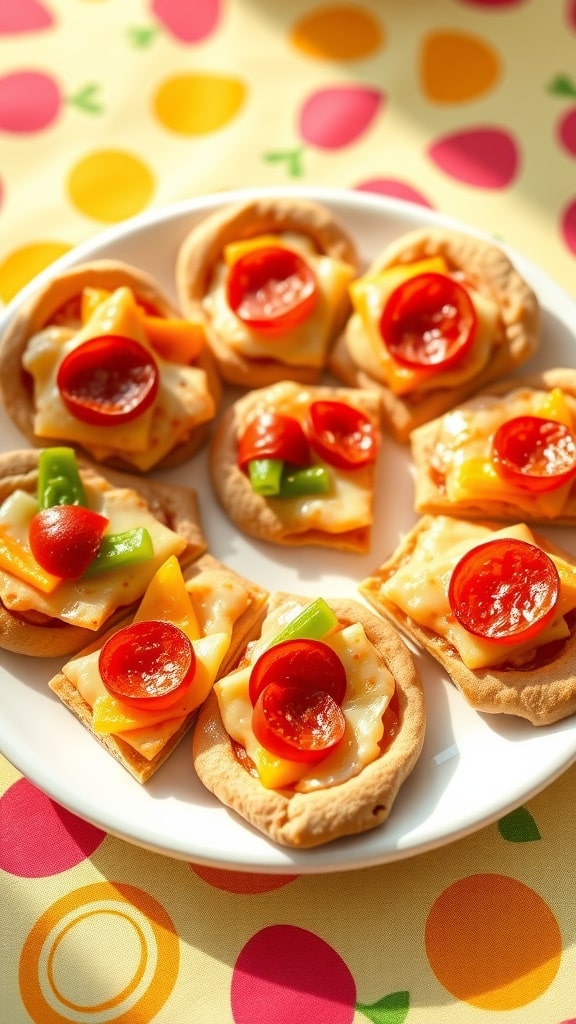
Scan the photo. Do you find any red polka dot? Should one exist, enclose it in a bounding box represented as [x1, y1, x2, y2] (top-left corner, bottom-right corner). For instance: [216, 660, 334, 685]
[557, 107, 576, 157]
[0, 778, 105, 876]
[354, 177, 434, 207]
[428, 125, 519, 189]
[561, 197, 576, 256]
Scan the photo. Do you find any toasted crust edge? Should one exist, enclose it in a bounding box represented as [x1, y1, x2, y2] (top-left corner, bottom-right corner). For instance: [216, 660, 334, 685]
[0, 448, 207, 658]
[47, 553, 269, 783]
[410, 367, 576, 524]
[329, 226, 540, 442]
[0, 259, 222, 471]
[175, 197, 359, 388]
[359, 515, 576, 726]
[192, 595, 425, 848]
[209, 381, 380, 553]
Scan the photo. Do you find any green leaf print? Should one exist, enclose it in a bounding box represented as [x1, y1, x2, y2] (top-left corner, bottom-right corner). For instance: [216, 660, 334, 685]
[356, 989, 410, 1024]
[548, 73, 576, 98]
[497, 806, 541, 843]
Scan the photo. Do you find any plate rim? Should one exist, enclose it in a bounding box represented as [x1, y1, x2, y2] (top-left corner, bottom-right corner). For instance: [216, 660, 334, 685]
[2, 185, 576, 874]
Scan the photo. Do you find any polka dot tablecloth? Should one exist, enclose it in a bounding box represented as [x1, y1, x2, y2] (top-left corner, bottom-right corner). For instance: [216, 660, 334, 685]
[2, 2, 576, 1022]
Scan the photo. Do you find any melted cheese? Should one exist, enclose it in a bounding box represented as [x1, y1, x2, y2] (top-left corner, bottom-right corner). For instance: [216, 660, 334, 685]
[431, 387, 576, 519]
[238, 380, 374, 536]
[214, 600, 395, 792]
[381, 517, 576, 669]
[0, 483, 186, 629]
[203, 233, 355, 367]
[23, 287, 215, 471]
[347, 258, 500, 396]
[59, 559, 246, 759]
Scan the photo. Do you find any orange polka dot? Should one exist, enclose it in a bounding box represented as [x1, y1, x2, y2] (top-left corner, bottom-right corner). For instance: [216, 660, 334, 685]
[153, 73, 246, 135]
[425, 873, 562, 1010]
[0, 241, 71, 303]
[191, 864, 298, 893]
[19, 881, 179, 1024]
[67, 150, 155, 222]
[420, 30, 501, 103]
[291, 4, 384, 60]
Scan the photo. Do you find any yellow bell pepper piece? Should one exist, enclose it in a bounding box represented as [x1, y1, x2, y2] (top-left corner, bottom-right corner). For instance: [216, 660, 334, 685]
[0, 525, 60, 594]
[223, 234, 287, 265]
[535, 387, 574, 429]
[133, 555, 200, 641]
[138, 312, 205, 364]
[254, 747, 308, 790]
[81, 286, 111, 323]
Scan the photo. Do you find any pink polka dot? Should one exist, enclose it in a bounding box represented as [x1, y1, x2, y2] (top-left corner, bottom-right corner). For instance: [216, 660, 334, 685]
[231, 925, 356, 1024]
[191, 864, 298, 892]
[558, 107, 576, 157]
[354, 177, 434, 207]
[0, 0, 54, 33]
[0, 70, 61, 133]
[561, 197, 576, 256]
[428, 126, 519, 188]
[0, 778, 105, 876]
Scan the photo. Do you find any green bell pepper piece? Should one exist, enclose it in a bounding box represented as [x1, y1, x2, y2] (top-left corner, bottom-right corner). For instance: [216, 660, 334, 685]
[278, 465, 330, 498]
[38, 447, 87, 509]
[84, 527, 154, 575]
[270, 597, 338, 644]
[248, 458, 284, 496]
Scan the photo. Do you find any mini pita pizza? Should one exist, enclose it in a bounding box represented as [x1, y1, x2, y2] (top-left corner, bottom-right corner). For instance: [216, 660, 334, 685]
[48, 553, 268, 782]
[329, 226, 540, 442]
[0, 259, 222, 472]
[192, 593, 425, 848]
[0, 447, 206, 657]
[360, 514, 576, 726]
[209, 379, 381, 553]
[176, 196, 358, 387]
[411, 367, 576, 525]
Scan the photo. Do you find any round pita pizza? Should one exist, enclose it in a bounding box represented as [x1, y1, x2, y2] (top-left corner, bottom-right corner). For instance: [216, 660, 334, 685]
[0, 259, 222, 472]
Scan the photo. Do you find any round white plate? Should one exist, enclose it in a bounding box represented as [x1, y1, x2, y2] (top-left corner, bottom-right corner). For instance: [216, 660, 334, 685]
[1, 186, 576, 875]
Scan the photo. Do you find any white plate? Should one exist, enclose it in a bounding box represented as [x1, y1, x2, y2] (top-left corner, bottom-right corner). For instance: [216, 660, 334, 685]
[1, 186, 576, 875]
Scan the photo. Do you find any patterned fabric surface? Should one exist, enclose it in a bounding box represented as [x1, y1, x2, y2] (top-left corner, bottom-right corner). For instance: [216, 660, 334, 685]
[1, 2, 576, 1022]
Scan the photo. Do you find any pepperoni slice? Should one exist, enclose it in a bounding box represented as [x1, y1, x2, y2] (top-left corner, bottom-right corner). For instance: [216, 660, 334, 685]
[448, 537, 560, 645]
[99, 619, 196, 711]
[492, 415, 576, 492]
[57, 335, 159, 426]
[307, 400, 379, 469]
[237, 411, 310, 469]
[251, 682, 346, 763]
[226, 246, 318, 334]
[379, 272, 477, 370]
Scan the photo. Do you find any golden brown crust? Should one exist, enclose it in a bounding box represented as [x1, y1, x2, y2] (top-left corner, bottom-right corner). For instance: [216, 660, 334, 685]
[192, 595, 425, 848]
[359, 515, 576, 726]
[0, 448, 206, 658]
[411, 367, 576, 524]
[48, 554, 269, 783]
[329, 226, 540, 442]
[0, 259, 222, 471]
[209, 381, 381, 553]
[175, 197, 359, 388]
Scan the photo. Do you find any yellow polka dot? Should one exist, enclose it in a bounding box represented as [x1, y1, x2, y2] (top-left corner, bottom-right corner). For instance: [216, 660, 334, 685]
[153, 73, 246, 135]
[425, 873, 562, 1011]
[291, 4, 384, 60]
[67, 150, 155, 223]
[0, 242, 71, 303]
